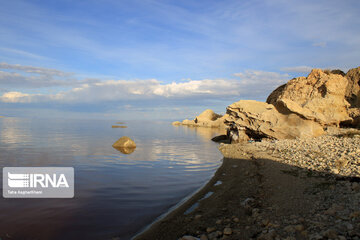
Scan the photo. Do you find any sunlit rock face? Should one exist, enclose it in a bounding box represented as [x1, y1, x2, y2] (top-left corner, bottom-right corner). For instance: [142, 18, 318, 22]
[267, 69, 351, 127]
[225, 100, 325, 140]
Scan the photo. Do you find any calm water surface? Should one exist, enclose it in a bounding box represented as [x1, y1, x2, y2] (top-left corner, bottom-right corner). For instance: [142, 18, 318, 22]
[0, 117, 224, 240]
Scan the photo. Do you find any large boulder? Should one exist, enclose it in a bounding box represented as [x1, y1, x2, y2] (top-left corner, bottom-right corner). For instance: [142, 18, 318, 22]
[225, 100, 325, 140]
[267, 69, 351, 126]
[195, 109, 222, 122]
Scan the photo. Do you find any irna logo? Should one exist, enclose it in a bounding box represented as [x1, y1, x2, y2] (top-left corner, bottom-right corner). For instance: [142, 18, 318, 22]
[3, 167, 74, 198]
[8, 172, 69, 188]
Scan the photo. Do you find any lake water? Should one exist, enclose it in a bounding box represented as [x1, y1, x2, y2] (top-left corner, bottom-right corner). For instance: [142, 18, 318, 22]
[0, 117, 224, 240]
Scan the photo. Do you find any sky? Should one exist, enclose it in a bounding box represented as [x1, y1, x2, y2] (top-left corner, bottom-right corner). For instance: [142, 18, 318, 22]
[1, 0, 360, 120]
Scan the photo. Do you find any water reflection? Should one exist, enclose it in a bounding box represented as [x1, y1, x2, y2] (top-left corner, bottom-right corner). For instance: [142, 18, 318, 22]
[0, 118, 222, 240]
[113, 146, 136, 154]
[172, 125, 226, 141]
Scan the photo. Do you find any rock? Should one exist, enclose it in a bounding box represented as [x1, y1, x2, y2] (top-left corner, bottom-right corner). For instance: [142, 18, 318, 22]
[207, 231, 221, 239]
[211, 135, 229, 143]
[113, 146, 135, 154]
[224, 100, 324, 140]
[345, 66, 360, 108]
[257, 230, 277, 240]
[294, 224, 304, 231]
[195, 109, 222, 122]
[172, 121, 181, 125]
[267, 69, 351, 126]
[347, 108, 360, 127]
[223, 228, 232, 235]
[182, 119, 196, 126]
[200, 235, 208, 240]
[175, 109, 227, 128]
[284, 225, 295, 233]
[194, 214, 202, 220]
[179, 236, 199, 240]
[111, 125, 127, 128]
[215, 219, 222, 225]
[226, 123, 249, 143]
[206, 227, 216, 233]
[352, 182, 360, 192]
[323, 229, 338, 239]
[112, 136, 136, 148]
[350, 211, 360, 219]
[335, 158, 349, 169]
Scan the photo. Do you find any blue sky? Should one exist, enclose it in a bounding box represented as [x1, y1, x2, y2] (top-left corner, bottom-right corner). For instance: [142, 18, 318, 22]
[1, 0, 360, 120]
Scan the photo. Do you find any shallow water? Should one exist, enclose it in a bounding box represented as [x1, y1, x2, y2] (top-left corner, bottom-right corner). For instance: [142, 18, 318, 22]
[0, 117, 224, 240]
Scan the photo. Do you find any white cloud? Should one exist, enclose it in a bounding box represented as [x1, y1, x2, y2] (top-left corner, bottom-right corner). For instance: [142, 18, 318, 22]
[0, 62, 86, 88]
[281, 66, 313, 73]
[0, 62, 71, 76]
[0, 69, 291, 104]
[0, 91, 34, 103]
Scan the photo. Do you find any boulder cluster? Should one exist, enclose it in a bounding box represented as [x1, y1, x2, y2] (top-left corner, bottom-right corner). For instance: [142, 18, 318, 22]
[174, 67, 360, 142]
[172, 109, 227, 128]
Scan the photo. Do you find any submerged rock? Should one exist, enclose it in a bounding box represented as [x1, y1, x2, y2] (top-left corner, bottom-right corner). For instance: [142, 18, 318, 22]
[112, 136, 136, 148]
[111, 125, 127, 128]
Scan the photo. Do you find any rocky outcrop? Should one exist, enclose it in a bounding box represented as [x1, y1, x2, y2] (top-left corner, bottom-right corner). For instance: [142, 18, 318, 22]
[175, 67, 360, 141]
[225, 100, 324, 140]
[173, 109, 227, 128]
[267, 69, 351, 127]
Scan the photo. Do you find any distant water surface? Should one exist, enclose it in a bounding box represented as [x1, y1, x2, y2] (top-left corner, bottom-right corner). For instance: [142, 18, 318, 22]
[0, 118, 224, 240]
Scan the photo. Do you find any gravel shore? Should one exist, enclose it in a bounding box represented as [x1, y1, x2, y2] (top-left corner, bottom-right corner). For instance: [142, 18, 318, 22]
[134, 128, 360, 240]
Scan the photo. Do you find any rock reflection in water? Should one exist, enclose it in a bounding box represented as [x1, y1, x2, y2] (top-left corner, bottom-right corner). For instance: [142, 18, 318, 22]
[113, 146, 136, 154]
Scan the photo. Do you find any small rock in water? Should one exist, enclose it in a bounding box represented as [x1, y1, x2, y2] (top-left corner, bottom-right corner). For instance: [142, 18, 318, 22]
[112, 136, 136, 148]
